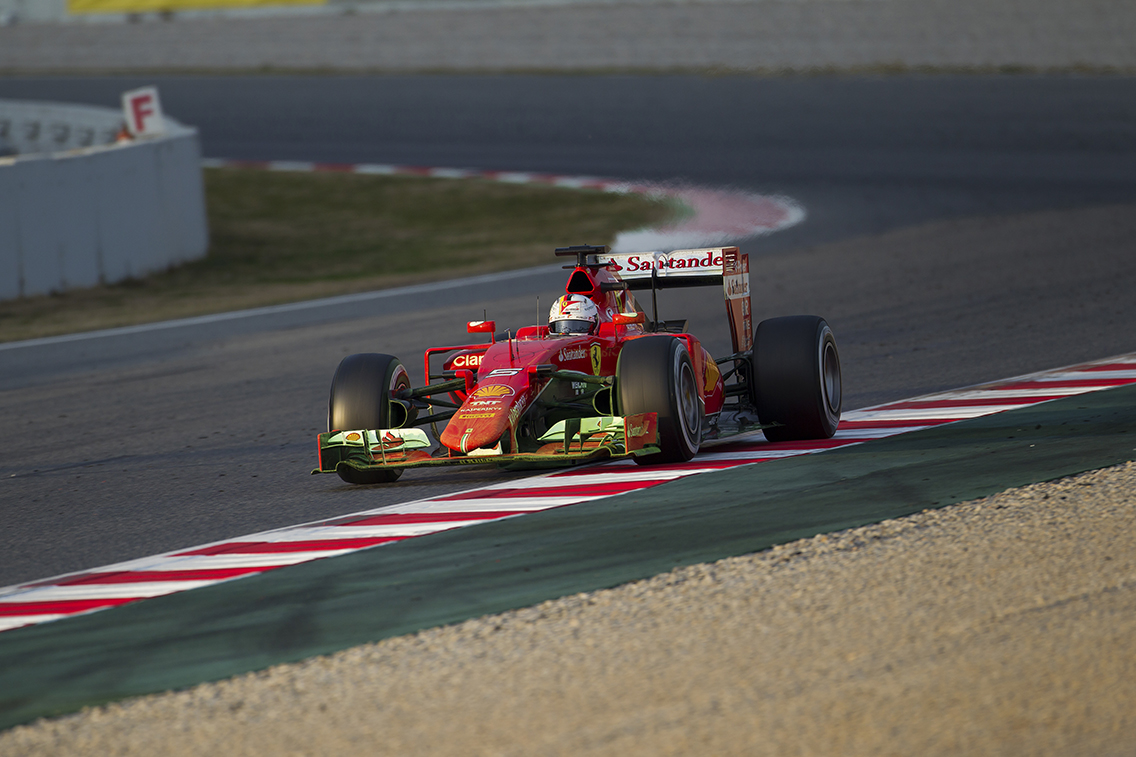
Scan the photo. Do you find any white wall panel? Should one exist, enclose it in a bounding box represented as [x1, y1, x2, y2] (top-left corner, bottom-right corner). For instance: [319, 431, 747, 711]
[157, 135, 209, 266]
[14, 154, 63, 297]
[91, 145, 163, 283]
[53, 153, 101, 290]
[0, 161, 22, 300]
[0, 99, 209, 302]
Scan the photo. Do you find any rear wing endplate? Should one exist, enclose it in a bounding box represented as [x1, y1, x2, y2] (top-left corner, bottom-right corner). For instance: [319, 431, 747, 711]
[600, 247, 752, 353]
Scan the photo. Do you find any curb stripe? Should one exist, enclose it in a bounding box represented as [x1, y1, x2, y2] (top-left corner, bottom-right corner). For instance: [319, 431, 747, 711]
[5, 352, 1135, 632]
[0, 598, 139, 616]
[175, 538, 409, 556]
[202, 157, 649, 196]
[200, 157, 806, 251]
[7, 352, 1136, 631]
[332, 510, 528, 526]
[55, 569, 270, 585]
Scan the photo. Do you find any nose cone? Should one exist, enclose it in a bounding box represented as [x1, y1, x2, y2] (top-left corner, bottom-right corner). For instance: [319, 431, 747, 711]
[440, 415, 508, 454]
[439, 384, 515, 453]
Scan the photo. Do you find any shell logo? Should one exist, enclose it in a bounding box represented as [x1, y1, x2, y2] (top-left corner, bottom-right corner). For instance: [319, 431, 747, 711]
[469, 385, 514, 400]
[345, 432, 362, 441]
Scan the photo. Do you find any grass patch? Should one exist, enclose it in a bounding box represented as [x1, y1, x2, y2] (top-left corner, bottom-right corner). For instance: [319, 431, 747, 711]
[0, 168, 674, 343]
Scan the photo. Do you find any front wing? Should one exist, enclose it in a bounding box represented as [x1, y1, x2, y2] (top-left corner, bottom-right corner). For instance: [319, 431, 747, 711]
[313, 413, 660, 476]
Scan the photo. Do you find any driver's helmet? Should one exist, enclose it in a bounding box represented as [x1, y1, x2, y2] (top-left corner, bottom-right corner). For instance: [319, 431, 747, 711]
[549, 294, 600, 335]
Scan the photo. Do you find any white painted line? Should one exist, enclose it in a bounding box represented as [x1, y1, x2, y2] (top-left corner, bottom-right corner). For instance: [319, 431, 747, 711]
[0, 264, 563, 352]
[259, 523, 472, 541]
[353, 163, 398, 175]
[829, 425, 932, 439]
[543, 470, 694, 485]
[0, 616, 67, 632]
[1029, 370, 1136, 381]
[152, 552, 352, 569]
[906, 387, 1099, 402]
[0, 581, 216, 603]
[428, 167, 475, 179]
[495, 171, 537, 183]
[694, 446, 848, 463]
[552, 177, 601, 189]
[844, 406, 1023, 422]
[418, 495, 598, 508]
[444, 471, 673, 490]
[268, 161, 316, 172]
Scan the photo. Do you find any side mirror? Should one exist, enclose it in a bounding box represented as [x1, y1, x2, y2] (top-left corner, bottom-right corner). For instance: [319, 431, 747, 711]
[467, 320, 496, 334]
[612, 312, 645, 326]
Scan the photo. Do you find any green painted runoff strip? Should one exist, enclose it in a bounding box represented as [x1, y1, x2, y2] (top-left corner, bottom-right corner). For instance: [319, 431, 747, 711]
[2, 383, 1135, 730]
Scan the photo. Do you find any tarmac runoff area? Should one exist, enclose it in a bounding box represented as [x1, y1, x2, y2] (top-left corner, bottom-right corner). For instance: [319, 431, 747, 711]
[2, 460, 1134, 755]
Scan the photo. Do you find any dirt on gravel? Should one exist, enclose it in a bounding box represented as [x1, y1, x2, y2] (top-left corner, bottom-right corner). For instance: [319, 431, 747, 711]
[4, 460, 1134, 756]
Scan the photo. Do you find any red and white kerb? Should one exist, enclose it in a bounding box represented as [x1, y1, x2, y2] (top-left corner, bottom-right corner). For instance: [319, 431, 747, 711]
[2, 353, 1135, 634]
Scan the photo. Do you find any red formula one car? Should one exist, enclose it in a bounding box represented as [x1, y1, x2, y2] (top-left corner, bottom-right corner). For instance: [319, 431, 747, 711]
[314, 245, 842, 484]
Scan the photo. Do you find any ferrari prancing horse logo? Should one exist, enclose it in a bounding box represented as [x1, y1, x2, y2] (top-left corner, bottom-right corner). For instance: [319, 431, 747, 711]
[589, 344, 602, 376]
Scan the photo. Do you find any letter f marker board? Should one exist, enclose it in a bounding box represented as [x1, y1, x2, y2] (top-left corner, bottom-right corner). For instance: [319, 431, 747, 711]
[122, 86, 165, 138]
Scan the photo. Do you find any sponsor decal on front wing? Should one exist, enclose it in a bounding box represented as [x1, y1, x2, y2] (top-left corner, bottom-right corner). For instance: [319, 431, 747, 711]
[454, 412, 498, 420]
[466, 399, 505, 408]
[327, 428, 431, 450]
[508, 392, 531, 427]
[624, 412, 658, 452]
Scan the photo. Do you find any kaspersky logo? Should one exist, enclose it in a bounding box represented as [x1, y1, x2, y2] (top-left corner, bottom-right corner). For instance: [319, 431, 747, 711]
[469, 385, 514, 400]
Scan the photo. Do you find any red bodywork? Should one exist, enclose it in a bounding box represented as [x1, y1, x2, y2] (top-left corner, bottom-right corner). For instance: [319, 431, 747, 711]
[431, 260, 725, 456]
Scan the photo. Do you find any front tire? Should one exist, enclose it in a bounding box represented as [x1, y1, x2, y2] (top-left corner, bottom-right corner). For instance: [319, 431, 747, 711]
[328, 353, 410, 484]
[753, 316, 841, 442]
[617, 336, 703, 464]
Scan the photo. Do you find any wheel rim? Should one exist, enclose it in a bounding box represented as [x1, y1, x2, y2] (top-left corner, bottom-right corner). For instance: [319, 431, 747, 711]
[390, 365, 410, 397]
[677, 359, 701, 445]
[822, 340, 841, 415]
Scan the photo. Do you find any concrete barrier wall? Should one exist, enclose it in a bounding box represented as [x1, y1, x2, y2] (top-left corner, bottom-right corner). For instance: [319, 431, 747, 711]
[0, 100, 123, 156]
[0, 99, 208, 300]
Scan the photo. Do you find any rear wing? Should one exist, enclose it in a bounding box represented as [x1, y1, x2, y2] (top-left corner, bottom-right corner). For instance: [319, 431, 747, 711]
[600, 247, 753, 354]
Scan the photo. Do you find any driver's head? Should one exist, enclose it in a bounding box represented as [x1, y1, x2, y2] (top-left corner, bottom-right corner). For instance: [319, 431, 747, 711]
[549, 294, 600, 335]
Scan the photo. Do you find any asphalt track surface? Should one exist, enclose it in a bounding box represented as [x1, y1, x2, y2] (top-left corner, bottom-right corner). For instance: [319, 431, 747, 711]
[1, 74, 1135, 588]
[4, 383, 1136, 730]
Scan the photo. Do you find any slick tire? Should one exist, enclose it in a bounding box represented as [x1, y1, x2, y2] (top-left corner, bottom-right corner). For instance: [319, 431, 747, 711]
[328, 353, 410, 484]
[617, 336, 703, 464]
[753, 316, 842, 442]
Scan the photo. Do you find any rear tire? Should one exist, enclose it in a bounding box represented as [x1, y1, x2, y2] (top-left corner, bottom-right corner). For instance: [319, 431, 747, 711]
[328, 353, 410, 484]
[617, 336, 703, 464]
[753, 316, 841, 442]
